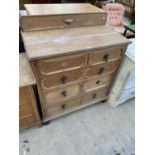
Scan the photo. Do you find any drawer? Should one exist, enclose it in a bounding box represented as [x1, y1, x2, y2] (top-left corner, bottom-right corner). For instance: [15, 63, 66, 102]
[84, 74, 113, 92]
[21, 13, 106, 31]
[41, 69, 83, 90]
[44, 98, 80, 117]
[19, 114, 36, 129]
[82, 86, 109, 104]
[19, 103, 33, 117]
[89, 47, 122, 65]
[37, 54, 85, 75]
[44, 84, 80, 105]
[86, 60, 119, 78]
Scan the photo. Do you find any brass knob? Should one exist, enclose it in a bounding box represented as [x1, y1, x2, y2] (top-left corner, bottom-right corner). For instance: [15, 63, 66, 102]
[60, 76, 67, 84]
[61, 104, 66, 109]
[96, 80, 101, 84]
[93, 93, 97, 99]
[103, 54, 109, 62]
[98, 67, 104, 75]
[61, 90, 67, 97]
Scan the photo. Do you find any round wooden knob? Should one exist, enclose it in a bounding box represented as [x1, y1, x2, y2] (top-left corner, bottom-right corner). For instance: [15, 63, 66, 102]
[103, 54, 109, 61]
[61, 90, 67, 97]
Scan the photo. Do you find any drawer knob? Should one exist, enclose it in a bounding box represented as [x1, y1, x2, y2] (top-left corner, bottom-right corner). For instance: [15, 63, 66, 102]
[64, 18, 75, 25]
[98, 67, 104, 75]
[61, 76, 67, 84]
[103, 54, 109, 62]
[93, 93, 97, 99]
[96, 80, 101, 84]
[61, 90, 67, 97]
[61, 104, 66, 109]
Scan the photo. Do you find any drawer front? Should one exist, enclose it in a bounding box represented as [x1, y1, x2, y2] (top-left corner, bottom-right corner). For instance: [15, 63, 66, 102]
[86, 60, 119, 78]
[41, 69, 83, 90]
[19, 103, 33, 117]
[19, 115, 36, 129]
[44, 84, 80, 105]
[21, 13, 106, 31]
[84, 74, 113, 92]
[43, 98, 80, 117]
[82, 86, 109, 104]
[89, 47, 122, 65]
[38, 54, 85, 75]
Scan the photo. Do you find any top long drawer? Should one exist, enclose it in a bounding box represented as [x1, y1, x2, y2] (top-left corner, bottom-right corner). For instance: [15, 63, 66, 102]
[21, 13, 106, 32]
[37, 54, 86, 75]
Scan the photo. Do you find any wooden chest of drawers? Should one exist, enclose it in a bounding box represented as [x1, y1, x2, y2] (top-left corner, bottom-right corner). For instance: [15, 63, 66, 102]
[21, 4, 130, 122]
[19, 53, 41, 129]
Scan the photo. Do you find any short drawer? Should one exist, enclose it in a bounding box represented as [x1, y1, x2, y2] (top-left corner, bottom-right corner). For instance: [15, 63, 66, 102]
[41, 69, 83, 90]
[84, 74, 113, 92]
[19, 102, 33, 117]
[44, 84, 80, 105]
[82, 86, 109, 104]
[86, 60, 119, 78]
[19, 114, 36, 129]
[38, 54, 85, 75]
[43, 98, 80, 117]
[89, 47, 122, 65]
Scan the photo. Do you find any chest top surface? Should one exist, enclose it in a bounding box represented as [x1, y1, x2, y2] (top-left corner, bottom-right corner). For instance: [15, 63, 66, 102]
[19, 53, 36, 87]
[22, 26, 130, 60]
[24, 3, 105, 16]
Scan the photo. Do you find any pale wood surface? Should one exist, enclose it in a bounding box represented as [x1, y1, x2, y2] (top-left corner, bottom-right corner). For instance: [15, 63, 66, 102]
[21, 13, 106, 31]
[24, 3, 106, 15]
[19, 53, 36, 87]
[22, 26, 130, 60]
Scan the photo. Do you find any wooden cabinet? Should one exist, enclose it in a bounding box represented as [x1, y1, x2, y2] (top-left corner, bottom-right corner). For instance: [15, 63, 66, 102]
[19, 54, 41, 129]
[21, 4, 130, 122]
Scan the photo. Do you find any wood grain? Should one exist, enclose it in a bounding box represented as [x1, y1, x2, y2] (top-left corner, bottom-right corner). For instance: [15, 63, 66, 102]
[21, 26, 130, 60]
[24, 3, 106, 15]
[19, 53, 36, 87]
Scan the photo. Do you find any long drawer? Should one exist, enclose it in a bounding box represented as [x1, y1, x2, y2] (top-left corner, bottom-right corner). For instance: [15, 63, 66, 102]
[21, 13, 106, 31]
[37, 54, 86, 75]
[40, 69, 83, 90]
[44, 84, 80, 105]
[82, 86, 109, 104]
[43, 97, 80, 117]
[86, 60, 119, 78]
[89, 47, 123, 65]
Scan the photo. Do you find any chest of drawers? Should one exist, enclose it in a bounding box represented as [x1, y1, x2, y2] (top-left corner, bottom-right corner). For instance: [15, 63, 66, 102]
[19, 53, 41, 129]
[21, 4, 130, 122]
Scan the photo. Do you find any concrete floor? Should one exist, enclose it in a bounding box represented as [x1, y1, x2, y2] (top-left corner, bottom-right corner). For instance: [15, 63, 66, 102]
[19, 99, 135, 155]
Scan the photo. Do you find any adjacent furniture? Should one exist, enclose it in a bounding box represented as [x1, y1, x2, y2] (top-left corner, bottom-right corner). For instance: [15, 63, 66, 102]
[123, 24, 135, 38]
[19, 53, 41, 129]
[21, 4, 129, 122]
[116, 0, 135, 18]
[104, 3, 126, 34]
[108, 38, 135, 107]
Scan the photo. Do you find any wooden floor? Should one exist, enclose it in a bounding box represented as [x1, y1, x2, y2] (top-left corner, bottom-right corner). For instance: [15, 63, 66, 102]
[19, 99, 135, 155]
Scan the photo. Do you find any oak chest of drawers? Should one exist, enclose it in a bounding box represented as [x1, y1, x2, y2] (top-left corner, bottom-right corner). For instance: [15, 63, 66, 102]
[21, 4, 130, 122]
[19, 53, 41, 129]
